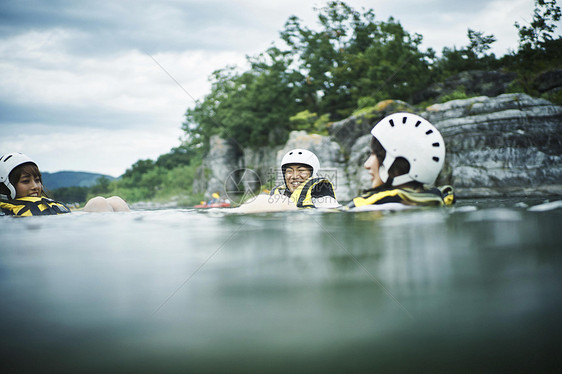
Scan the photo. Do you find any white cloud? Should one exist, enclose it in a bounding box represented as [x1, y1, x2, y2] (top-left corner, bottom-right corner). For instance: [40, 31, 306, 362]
[1, 40, 248, 122]
[467, 0, 535, 55]
[0, 46, 249, 176]
[0, 28, 250, 177]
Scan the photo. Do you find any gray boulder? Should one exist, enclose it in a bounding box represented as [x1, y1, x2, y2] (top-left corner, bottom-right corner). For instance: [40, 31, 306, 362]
[422, 93, 562, 196]
[412, 70, 517, 104]
[194, 135, 243, 199]
[534, 69, 562, 94]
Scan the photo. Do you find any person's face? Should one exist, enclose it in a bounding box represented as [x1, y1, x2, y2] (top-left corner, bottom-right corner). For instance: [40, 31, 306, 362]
[15, 172, 42, 198]
[284, 164, 312, 193]
[364, 153, 384, 188]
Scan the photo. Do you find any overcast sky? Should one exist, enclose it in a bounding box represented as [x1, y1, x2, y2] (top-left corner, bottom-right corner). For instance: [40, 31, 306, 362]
[0, 0, 555, 177]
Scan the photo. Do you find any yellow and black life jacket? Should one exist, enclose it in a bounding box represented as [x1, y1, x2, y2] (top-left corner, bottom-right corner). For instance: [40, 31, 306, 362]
[270, 177, 336, 208]
[0, 196, 71, 216]
[347, 185, 455, 209]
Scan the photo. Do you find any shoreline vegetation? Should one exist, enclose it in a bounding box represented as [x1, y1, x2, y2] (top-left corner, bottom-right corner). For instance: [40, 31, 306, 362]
[48, 0, 561, 207]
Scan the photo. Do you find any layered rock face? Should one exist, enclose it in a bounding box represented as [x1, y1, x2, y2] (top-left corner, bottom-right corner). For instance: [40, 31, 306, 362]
[193, 136, 243, 196]
[423, 93, 562, 196]
[198, 93, 562, 201]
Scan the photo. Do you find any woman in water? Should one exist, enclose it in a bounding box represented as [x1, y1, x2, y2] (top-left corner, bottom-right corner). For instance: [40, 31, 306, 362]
[0, 152, 129, 216]
[346, 112, 455, 211]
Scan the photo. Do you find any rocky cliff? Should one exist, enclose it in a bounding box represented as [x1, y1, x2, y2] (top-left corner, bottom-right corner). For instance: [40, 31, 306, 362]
[423, 93, 562, 197]
[197, 93, 562, 202]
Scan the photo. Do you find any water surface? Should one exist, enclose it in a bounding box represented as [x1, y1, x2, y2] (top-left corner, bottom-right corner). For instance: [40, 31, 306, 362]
[1, 198, 561, 373]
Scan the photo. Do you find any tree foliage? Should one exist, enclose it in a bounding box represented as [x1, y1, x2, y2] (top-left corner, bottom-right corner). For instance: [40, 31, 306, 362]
[106, 145, 201, 202]
[184, 1, 436, 149]
[49, 145, 202, 205]
[50, 186, 89, 204]
[183, 49, 304, 150]
[183, 0, 559, 151]
[503, 0, 562, 93]
[515, 0, 561, 50]
[437, 29, 499, 78]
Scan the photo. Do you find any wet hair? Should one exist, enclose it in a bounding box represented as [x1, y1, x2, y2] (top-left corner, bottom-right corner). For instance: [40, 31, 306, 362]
[370, 136, 422, 189]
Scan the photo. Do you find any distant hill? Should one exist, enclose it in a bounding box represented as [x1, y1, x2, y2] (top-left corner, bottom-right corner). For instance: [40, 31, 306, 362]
[42, 171, 116, 190]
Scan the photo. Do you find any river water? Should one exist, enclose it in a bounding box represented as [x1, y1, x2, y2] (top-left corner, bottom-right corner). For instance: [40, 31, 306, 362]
[1, 197, 561, 373]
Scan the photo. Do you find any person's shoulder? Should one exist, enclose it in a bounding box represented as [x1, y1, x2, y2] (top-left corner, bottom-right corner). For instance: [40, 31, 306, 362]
[310, 178, 336, 197]
[352, 187, 403, 204]
[270, 185, 286, 195]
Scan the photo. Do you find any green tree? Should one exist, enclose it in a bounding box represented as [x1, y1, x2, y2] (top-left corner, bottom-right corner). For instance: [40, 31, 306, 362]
[184, 47, 304, 149]
[466, 29, 497, 59]
[50, 186, 89, 204]
[121, 159, 155, 184]
[280, 1, 433, 118]
[437, 29, 498, 78]
[357, 18, 435, 105]
[183, 66, 239, 152]
[182, 0, 560, 155]
[515, 0, 561, 50]
[503, 0, 561, 94]
[155, 145, 197, 170]
[183, 0, 438, 151]
[90, 176, 111, 195]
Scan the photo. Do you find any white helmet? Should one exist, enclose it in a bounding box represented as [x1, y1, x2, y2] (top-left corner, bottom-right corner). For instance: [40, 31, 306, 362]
[371, 112, 445, 186]
[0, 152, 37, 199]
[281, 149, 320, 177]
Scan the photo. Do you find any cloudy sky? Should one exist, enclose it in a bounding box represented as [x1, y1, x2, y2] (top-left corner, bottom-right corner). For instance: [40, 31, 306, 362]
[0, 0, 553, 177]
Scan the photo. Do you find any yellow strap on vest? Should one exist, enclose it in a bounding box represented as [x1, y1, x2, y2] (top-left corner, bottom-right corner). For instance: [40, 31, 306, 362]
[352, 189, 404, 208]
[289, 180, 312, 208]
[352, 186, 456, 208]
[290, 177, 336, 208]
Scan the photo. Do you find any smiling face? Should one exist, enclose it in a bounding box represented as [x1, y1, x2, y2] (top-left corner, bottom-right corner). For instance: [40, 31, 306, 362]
[284, 164, 312, 193]
[10, 163, 43, 198]
[15, 172, 43, 198]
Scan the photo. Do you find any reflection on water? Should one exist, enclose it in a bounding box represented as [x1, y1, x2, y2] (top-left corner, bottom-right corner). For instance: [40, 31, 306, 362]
[1, 198, 561, 373]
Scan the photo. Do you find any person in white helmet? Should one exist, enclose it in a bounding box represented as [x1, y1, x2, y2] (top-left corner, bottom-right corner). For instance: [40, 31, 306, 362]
[346, 112, 455, 211]
[269, 148, 339, 208]
[232, 148, 339, 213]
[0, 152, 129, 216]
